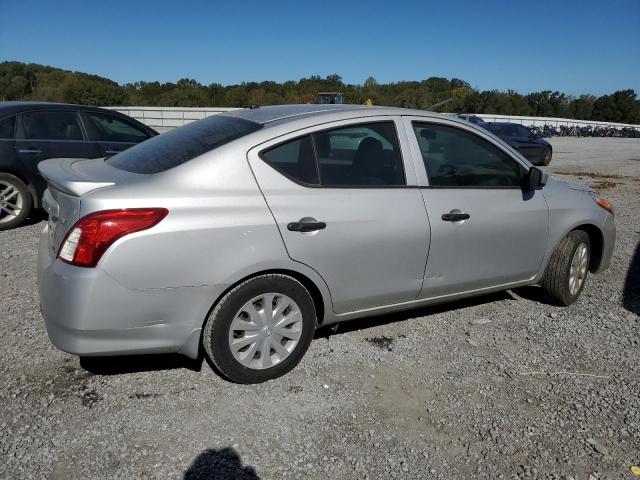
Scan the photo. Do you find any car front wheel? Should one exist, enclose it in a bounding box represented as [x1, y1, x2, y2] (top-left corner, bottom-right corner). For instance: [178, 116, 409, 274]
[541, 230, 590, 306]
[0, 173, 32, 231]
[203, 274, 316, 383]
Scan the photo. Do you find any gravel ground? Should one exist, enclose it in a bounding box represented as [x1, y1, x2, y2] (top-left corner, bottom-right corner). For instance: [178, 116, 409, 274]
[1, 137, 639, 480]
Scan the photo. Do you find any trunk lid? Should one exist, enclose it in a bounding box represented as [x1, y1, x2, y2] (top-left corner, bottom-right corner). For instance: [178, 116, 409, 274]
[38, 157, 117, 197]
[38, 157, 139, 254]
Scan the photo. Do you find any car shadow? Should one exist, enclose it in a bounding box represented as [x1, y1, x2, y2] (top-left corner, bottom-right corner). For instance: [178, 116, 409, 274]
[623, 241, 640, 316]
[79, 290, 532, 375]
[510, 285, 549, 303]
[184, 447, 260, 480]
[14, 208, 48, 228]
[315, 290, 515, 338]
[79, 353, 203, 375]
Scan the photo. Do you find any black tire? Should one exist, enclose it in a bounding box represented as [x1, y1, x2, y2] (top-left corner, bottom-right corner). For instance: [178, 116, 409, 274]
[203, 274, 316, 384]
[541, 230, 590, 306]
[0, 172, 32, 231]
[542, 147, 552, 166]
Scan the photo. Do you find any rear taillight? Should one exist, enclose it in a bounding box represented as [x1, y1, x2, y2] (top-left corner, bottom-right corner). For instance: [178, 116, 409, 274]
[58, 208, 168, 268]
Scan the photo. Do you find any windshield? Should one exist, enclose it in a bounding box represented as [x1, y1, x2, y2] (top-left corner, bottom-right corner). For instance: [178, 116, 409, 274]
[106, 115, 262, 174]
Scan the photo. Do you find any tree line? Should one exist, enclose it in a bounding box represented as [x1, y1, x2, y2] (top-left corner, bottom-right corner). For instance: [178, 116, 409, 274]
[1, 61, 639, 124]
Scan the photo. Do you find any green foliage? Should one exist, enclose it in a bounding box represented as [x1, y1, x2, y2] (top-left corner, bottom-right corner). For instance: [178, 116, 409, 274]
[592, 90, 640, 124]
[1, 61, 639, 123]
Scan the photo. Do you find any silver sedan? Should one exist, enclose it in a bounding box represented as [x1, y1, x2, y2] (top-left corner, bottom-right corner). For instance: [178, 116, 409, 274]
[37, 105, 615, 383]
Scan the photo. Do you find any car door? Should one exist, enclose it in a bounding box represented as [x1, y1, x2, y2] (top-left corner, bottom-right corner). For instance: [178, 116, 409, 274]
[248, 118, 430, 314]
[15, 110, 100, 195]
[0, 114, 17, 173]
[404, 117, 549, 299]
[81, 111, 152, 157]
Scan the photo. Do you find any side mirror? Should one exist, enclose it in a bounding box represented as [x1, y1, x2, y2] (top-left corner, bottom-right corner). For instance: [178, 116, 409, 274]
[523, 167, 546, 190]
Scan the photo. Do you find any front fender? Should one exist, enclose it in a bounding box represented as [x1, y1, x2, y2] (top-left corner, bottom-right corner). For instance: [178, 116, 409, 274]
[534, 177, 612, 282]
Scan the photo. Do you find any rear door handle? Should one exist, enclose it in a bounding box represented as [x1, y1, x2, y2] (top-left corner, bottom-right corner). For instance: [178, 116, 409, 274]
[287, 221, 326, 232]
[17, 148, 43, 155]
[441, 213, 470, 222]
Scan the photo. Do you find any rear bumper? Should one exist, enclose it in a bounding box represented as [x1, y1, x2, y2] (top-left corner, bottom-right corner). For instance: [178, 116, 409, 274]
[594, 212, 615, 273]
[37, 227, 226, 359]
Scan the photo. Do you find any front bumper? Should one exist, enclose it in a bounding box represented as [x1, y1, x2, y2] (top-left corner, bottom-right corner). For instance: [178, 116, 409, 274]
[37, 227, 226, 359]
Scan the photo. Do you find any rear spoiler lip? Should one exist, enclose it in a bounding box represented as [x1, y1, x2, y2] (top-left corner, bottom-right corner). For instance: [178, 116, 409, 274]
[38, 158, 115, 197]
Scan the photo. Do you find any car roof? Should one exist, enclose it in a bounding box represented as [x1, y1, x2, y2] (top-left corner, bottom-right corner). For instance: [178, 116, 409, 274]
[224, 104, 369, 124]
[222, 104, 458, 128]
[0, 101, 156, 133]
[0, 101, 133, 117]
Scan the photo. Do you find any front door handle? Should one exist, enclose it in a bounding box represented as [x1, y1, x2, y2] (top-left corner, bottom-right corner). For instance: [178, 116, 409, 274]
[17, 148, 43, 155]
[442, 212, 470, 222]
[287, 221, 326, 232]
[105, 149, 122, 155]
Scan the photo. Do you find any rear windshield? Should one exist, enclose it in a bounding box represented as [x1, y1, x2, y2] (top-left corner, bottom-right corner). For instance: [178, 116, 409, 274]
[486, 124, 505, 134]
[106, 115, 262, 174]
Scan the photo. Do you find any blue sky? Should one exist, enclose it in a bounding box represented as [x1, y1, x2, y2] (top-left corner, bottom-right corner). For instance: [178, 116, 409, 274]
[1, 0, 638, 95]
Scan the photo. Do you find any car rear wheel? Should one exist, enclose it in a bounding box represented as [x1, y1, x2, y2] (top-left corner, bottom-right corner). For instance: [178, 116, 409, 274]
[542, 147, 552, 166]
[203, 274, 316, 383]
[0, 173, 32, 231]
[541, 230, 590, 306]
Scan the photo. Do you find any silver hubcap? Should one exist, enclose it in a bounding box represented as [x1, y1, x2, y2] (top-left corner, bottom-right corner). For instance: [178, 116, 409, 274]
[0, 181, 23, 224]
[569, 243, 588, 296]
[228, 293, 303, 370]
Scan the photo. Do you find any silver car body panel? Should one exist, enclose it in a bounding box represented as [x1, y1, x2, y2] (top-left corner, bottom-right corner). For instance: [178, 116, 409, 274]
[399, 116, 549, 297]
[532, 176, 611, 279]
[247, 115, 429, 314]
[38, 157, 116, 196]
[36, 105, 616, 359]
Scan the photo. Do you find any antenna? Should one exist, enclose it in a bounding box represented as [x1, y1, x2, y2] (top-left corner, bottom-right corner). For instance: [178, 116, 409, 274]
[426, 98, 454, 110]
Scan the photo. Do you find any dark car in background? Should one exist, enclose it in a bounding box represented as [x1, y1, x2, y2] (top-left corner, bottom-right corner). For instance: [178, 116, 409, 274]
[456, 114, 486, 126]
[0, 102, 157, 230]
[484, 122, 552, 166]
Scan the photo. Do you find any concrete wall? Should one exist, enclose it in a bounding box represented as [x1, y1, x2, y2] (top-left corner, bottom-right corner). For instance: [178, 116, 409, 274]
[104, 106, 238, 133]
[105, 106, 640, 132]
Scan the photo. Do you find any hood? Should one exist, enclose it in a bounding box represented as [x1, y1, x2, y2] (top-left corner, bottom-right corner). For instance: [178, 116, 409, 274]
[546, 176, 595, 194]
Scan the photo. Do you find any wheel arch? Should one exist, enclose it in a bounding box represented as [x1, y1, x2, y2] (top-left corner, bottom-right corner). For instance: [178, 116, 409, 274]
[0, 167, 39, 208]
[545, 223, 604, 274]
[204, 267, 330, 330]
[180, 267, 331, 361]
[536, 221, 606, 286]
[572, 223, 604, 272]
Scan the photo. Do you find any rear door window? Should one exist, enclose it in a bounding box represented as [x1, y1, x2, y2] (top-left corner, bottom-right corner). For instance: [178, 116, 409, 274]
[260, 121, 406, 187]
[313, 122, 405, 186]
[0, 116, 16, 139]
[261, 136, 318, 185]
[516, 125, 533, 138]
[86, 113, 149, 143]
[22, 111, 84, 141]
[487, 124, 506, 136]
[106, 115, 262, 174]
